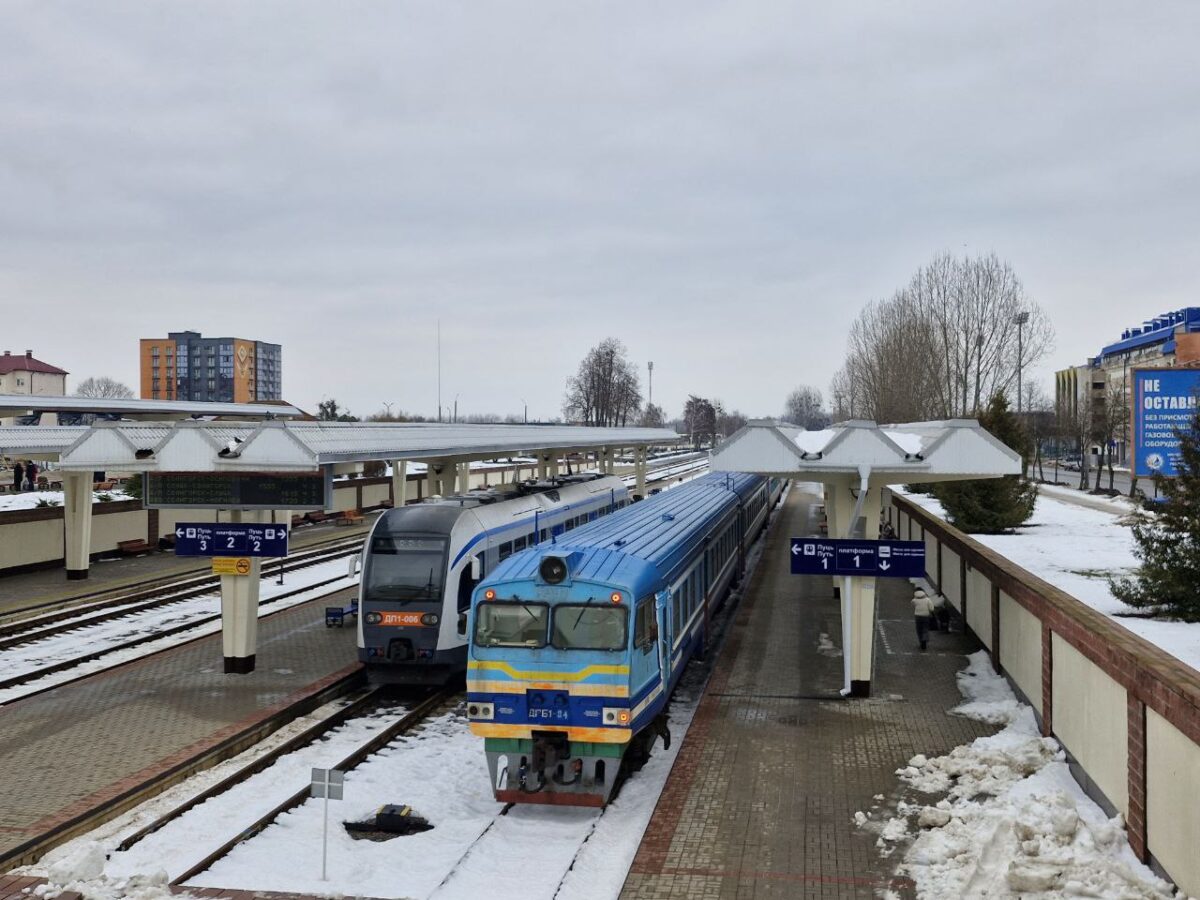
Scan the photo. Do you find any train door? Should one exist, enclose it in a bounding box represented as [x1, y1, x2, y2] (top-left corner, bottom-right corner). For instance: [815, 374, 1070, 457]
[456, 552, 484, 634]
[632, 596, 660, 697]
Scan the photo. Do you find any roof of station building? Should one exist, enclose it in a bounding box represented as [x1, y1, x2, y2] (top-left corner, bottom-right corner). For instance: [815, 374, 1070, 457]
[711, 419, 1021, 484]
[0, 354, 68, 376]
[0, 393, 305, 420]
[0, 419, 680, 471]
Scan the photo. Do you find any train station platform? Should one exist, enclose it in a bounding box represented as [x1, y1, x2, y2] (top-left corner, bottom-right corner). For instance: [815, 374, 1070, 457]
[620, 487, 995, 899]
[0, 515, 375, 617]
[0, 589, 362, 870]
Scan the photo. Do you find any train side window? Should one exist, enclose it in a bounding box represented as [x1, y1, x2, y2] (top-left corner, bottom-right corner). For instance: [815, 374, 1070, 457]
[499, 541, 513, 561]
[514, 536, 527, 552]
[565, 519, 575, 531]
[634, 600, 657, 652]
[539, 529, 548, 542]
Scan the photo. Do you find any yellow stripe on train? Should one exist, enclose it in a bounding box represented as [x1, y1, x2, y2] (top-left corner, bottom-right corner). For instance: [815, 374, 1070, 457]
[468, 722, 632, 744]
[467, 680, 630, 698]
[467, 661, 630, 682]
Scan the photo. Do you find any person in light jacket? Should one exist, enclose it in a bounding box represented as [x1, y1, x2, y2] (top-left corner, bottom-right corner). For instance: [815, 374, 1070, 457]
[912, 588, 938, 650]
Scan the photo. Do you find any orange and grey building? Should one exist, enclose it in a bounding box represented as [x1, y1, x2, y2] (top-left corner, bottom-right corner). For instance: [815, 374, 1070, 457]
[139, 331, 281, 403]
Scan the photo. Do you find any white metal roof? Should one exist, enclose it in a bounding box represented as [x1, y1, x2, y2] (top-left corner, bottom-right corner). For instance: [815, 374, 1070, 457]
[0, 393, 304, 420]
[0, 420, 680, 471]
[710, 419, 1022, 484]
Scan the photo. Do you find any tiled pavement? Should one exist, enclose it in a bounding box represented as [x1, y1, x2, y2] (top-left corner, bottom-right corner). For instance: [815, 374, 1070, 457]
[620, 487, 996, 899]
[0, 873, 392, 900]
[0, 590, 362, 867]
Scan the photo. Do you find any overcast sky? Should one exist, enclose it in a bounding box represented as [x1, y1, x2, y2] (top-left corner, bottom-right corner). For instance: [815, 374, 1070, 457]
[3, 2, 1198, 421]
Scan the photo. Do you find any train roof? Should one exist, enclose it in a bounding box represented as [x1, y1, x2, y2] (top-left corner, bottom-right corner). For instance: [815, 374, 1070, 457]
[482, 472, 764, 597]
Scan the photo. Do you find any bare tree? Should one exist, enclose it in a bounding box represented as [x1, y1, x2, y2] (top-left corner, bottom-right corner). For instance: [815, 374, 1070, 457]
[783, 386, 829, 429]
[75, 377, 134, 399]
[563, 338, 643, 426]
[832, 253, 1055, 423]
[713, 401, 747, 441]
[1092, 383, 1129, 492]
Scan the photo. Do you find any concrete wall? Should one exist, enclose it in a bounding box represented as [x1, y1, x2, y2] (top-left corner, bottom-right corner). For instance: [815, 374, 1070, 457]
[965, 566, 992, 651]
[888, 491, 1200, 897]
[1052, 634, 1128, 815]
[1146, 709, 1200, 893]
[998, 590, 1042, 715]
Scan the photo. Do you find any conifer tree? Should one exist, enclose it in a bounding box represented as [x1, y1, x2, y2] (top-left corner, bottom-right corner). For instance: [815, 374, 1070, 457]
[1110, 406, 1200, 620]
[933, 393, 1037, 533]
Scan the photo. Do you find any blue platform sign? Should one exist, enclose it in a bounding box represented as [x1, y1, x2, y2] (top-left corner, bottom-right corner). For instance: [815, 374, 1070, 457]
[1132, 368, 1200, 478]
[174, 523, 289, 557]
[790, 538, 925, 578]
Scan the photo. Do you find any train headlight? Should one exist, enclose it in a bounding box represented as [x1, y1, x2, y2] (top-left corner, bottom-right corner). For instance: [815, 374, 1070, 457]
[420, 613, 440, 626]
[602, 707, 631, 726]
[365, 612, 382, 625]
[539, 556, 569, 585]
[468, 702, 494, 720]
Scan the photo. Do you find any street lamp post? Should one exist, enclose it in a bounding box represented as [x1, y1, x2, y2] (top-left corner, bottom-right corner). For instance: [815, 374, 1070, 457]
[520, 398, 527, 424]
[1013, 311, 1030, 414]
[647, 361, 654, 409]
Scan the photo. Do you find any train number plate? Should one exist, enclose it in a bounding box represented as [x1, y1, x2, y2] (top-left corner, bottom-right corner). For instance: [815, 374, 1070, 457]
[526, 689, 570, 722]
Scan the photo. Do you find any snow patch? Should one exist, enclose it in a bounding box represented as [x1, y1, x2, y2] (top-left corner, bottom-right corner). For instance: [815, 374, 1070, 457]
[869, 651, 1177, 898]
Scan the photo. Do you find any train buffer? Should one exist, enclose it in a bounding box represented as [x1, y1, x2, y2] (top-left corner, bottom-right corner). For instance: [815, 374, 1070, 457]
[324, 599, 359, 628]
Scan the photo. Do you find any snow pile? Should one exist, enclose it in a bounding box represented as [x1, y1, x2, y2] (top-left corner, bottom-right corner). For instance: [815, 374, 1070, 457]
[33, 841, 183, 899]
[871, 651, 1177, 898]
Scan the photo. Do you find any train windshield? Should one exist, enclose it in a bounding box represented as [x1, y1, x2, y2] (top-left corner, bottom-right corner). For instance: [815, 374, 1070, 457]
[551, 604, 628, 651]
[474, 602, 549, 648]
[365, 534, 447, 602]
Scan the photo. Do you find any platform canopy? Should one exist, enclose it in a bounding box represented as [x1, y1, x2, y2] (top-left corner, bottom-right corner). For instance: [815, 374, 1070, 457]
[0, 419, 680, 471]
[0, 393, 305, 422]
[710, 418, 1022, 483]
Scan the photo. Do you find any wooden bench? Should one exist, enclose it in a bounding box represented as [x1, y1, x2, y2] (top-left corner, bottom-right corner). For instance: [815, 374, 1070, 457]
[93, 480, 116, 491]
[117, 539, 154, 556]
[291, 514, 307, 528]
[325, 599, 359, 627]
[305, 511, 330, 525]
[336, 509, 365, 526]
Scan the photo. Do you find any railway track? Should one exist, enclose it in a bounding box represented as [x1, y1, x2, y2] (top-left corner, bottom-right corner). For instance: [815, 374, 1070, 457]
[165, 687, 459, 885]
[0, 567, 357, 698]
[0, 529, 367, 634]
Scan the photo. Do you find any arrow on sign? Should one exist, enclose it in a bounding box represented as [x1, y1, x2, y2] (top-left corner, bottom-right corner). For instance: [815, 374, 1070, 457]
[176, 528, 184, 539]
[791, 544, 802, 556]
[879, 561, 891, 571]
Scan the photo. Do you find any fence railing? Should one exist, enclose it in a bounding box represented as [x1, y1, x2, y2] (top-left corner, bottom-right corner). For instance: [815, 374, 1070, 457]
[888, 491, 1200, 896]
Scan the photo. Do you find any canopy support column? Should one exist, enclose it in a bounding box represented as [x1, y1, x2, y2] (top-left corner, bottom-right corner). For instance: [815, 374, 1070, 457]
[391, 460, 408, 507]
[635, 446, 647, 498]
[221, 509, 264, 674]
[457, 461, 471, 494]
[63, 471, 94, 580]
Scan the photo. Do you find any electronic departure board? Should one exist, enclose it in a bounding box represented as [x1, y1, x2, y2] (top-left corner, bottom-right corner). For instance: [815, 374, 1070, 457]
[144, 471, 330, 510]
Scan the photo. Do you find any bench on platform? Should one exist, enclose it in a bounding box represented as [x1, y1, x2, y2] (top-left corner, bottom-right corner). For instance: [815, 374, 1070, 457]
[93, 480, 116, 491]
[336, 509, 365, 527]
[325, 599, 358, 627]
[305, 511, 330, 525]
[117, 538, 154, 556]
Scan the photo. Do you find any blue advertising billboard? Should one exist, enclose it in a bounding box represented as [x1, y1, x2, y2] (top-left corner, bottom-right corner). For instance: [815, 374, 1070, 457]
[1132, 368, 1200, 478]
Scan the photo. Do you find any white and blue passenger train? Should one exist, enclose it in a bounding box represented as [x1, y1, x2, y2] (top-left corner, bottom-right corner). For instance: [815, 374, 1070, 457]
[466, 472, 783, 806]
[357, 474, 630, 685]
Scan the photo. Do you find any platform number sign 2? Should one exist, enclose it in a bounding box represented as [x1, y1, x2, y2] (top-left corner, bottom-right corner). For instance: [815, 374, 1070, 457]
[174, 523, 290, 558]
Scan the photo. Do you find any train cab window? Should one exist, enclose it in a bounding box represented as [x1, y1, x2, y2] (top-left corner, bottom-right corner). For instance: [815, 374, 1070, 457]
[551, 604, 628, 651]
[498, 541, 513, 561]
[363, 534, 447, 602]
[514, 535, 527, 552]
[634, 600, 657, 652]
[474, 602, 548, 648]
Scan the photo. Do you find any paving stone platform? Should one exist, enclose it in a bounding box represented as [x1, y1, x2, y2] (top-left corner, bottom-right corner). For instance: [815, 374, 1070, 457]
[0, 590, 362, 868]
[0, 874, 390, 900]
[621, 487, 995, 900]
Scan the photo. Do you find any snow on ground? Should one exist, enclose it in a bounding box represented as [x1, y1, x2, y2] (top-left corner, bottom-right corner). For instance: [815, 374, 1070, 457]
[864, 652, 1177, 899]
[0, 557, 358, 705]
[0, 488, 133, 512]
[898, 488, 1200, 675]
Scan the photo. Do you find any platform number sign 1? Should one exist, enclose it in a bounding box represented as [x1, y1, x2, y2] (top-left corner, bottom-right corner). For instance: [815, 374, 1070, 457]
[790, 538, 925, 578]
[311, 768, 344, 881]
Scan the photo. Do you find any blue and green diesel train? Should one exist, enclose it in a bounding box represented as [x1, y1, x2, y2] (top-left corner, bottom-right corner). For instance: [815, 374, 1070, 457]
[466, 472, 783, 806]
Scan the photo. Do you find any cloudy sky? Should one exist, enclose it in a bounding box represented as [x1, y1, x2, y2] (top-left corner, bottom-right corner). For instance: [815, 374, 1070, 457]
[3, 2, 1198, 421]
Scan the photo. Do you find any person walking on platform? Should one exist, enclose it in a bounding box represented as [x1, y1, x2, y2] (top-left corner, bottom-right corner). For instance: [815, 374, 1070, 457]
[11, 460, 23, 493]
[912, 588, 937, 650]
[25, 461, 38, 491]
